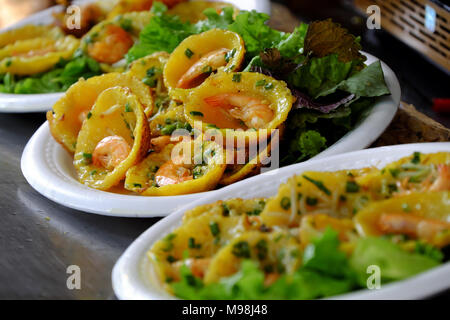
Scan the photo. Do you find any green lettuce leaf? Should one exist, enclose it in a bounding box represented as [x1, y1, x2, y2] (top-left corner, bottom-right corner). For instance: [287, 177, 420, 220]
[350, 237, 440, 287]
[126, 3, 239, 62]
[228, 10, 286, 59]
[281, 106, 351, 163]
[172, 229, 356, 300]
[0, 53, 101, 94]
[276, 23, 308, 58]
[173, 260, 354, 300]
[296, 130, 327, 162]
[302, 228, 354, 278]
[126, 3, 196, 62]
[289, 54, 356, 98]
[317, 60, 390, 98]
[195, 7, 235, 32]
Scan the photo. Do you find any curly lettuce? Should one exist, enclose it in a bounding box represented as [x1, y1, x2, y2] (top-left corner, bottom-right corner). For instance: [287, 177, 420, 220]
[171, 229, 442, 300]
[0, 50, 101, 94]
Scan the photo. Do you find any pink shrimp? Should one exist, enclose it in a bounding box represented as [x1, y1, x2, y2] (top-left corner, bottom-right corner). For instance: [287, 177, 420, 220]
[173, 258, 211, 279]
[154, 160, 193, 187]
[150, 136, 172, 152]
[177, 48, 229, 89]
[78, 110, 90, 124]
[88, 25, 133, 64]
[204, 93, 274, 129]
[92, 135, 131, 170]
[378, 213, 450, 245]
[429, 164, 450, 192]
[150, 135, 191, 152]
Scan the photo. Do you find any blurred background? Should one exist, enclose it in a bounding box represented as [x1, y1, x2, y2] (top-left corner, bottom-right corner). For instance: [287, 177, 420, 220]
[0, 0, 449, 127]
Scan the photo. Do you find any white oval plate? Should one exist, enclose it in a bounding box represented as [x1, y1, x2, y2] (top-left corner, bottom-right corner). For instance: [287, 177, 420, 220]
[0, 0, 271, 113]
[112, 142, 450, 300]
[20, 53, 400, 217]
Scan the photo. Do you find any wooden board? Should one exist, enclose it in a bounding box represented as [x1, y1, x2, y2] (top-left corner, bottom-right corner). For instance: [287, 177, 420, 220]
[354, 0, 450, 72]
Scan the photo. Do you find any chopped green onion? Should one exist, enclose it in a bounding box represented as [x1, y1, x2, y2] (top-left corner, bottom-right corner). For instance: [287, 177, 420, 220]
[125, 102, 133, 112]
[193, 165, 204, 179]
[306, 197, 318, 206]
[224, 48, 236, 63]
[303, 175, 331, 195]
[82, 153, 92, 164]
[120, 18, 132, 31]
[190, 111, 204, 117]
[264, 83, 274, 90]
[185, 48, 194, 59]
[162, 233, 176, 252]
[246, 208, 262, 216]
[142, 77, 157, 87]
[255, 79, 266, 87]
[202, 65, 213, 74]
[232, 241, 251, 258]
[222, 203, 230, 216]
[232, 73, 242, 82]
[389, 168, 400, 178]
[346, 181, 360, 193]
[146, 66, 159, 77]
[255, 239, 268, 260]
[167, 255, 177, 263]
[209, 222, 220, 237]
[280, 197, 291, 210]
[161, 123, 177, 135]
[188, 237, 201, 249]
[411, 152, 421, 164]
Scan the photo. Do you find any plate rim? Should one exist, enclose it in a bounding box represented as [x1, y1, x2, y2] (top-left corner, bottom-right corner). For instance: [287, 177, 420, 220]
[0, 0, 271, 113]
[0, 4, 66, 113]
[111, 142, 450, 300]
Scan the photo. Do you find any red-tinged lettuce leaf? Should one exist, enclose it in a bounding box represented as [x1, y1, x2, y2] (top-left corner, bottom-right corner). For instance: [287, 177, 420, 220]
[259, 48, 301, 77]
[304, 19, 364, 63]
[292, 89, 356, 113]
[287, 19, 371, 98]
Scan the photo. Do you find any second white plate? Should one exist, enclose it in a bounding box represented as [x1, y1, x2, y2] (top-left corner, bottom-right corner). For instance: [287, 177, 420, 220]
[111, 142, 450, 300]
[0, 0, 271, 113]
